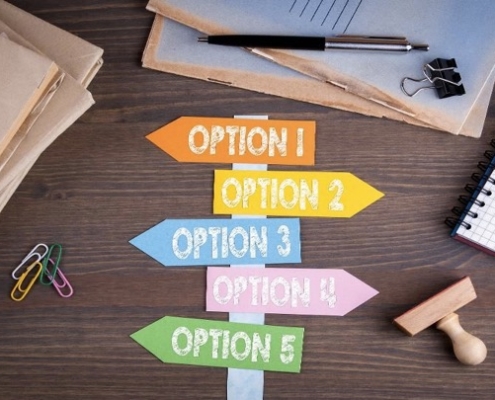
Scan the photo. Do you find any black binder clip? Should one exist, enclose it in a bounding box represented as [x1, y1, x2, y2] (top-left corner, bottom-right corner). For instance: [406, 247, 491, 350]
[401, 58, 465, 98]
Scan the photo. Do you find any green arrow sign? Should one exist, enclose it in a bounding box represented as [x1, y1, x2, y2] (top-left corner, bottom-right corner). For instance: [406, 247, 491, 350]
[130, 316, 304, 373]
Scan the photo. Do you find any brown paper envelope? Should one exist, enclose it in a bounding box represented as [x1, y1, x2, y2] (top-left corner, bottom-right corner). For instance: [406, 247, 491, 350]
[147, 0, 495, 137]
[0, 23, 62, 172]
[0, 23, 57, 169]
[0, 0, 103, 88]
[0, 34, 63, 156]
[0, 74, 94, 213]
[143, 16, 432, 130]
[0, 2, 103, 212]
[144, 14, 494, 138]
[0, 14, 96, 212]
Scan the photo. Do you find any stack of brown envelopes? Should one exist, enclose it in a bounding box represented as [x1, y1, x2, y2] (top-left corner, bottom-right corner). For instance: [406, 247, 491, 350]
[0, 1, 103, 213]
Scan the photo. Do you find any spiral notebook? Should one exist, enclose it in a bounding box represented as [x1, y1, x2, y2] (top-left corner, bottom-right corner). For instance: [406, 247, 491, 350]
[448, 140, 495, 255]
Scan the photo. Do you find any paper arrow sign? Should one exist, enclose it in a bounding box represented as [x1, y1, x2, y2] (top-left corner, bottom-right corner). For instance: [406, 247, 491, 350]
[207, 267, 378, 316]
[146, 116, 315, 165]
[130, 316, 304, 373]
[214, 170, 384, 218]
[129, 218, 301, 267]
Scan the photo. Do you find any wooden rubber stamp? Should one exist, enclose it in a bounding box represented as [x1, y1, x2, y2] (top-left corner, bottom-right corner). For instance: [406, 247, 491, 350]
[394, 276, 487, 365]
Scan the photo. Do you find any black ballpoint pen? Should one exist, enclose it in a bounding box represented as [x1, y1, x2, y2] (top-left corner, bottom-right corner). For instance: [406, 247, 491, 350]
[198, 35, 429, 52]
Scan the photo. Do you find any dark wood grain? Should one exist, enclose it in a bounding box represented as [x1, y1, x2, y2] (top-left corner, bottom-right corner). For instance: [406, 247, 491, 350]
[1, 1, 495, 399]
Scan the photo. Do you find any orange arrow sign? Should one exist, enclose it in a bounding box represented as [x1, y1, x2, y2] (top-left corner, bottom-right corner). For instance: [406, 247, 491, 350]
[146, 116, 315, 165]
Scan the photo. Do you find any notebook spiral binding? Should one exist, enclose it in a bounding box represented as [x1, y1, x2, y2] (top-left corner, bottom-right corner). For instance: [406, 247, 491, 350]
[446, 139, 495, 231]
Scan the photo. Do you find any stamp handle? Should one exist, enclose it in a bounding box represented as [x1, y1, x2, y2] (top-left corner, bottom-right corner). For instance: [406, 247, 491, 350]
[436, 313, 487, 365]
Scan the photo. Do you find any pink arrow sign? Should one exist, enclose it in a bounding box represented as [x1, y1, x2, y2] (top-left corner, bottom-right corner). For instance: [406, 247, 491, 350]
[207, 267, 378, 316]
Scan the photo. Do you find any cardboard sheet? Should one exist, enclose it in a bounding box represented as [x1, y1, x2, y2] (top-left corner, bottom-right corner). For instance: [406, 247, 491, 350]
[147, 1, 495, 137]
[0, 0, 103, 88]
[0, 74, 94, 210]
[144, 16, 436, 132]
[0, 34, 62, 156]
[0, 3, 101, 213]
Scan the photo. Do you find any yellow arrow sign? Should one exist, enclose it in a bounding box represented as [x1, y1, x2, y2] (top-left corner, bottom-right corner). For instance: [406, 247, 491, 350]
[214, 170, 384, 218]
[146, 116, 315, 165]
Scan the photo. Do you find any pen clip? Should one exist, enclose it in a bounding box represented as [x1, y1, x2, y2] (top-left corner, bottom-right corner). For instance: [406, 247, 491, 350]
[336, 35, 407, 41]
[325, 35, 428, 51]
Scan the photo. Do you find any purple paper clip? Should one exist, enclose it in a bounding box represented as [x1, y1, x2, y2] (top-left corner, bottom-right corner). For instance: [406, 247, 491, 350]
[47, 259, 73, 298]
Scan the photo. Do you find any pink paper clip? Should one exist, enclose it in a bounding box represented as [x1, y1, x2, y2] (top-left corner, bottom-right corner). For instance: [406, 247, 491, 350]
[47, 259, 74, 298]
[52, 269, 74, 298]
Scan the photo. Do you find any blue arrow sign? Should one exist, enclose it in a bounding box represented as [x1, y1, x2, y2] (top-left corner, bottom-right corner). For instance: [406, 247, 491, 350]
[129, 218, 301, 267]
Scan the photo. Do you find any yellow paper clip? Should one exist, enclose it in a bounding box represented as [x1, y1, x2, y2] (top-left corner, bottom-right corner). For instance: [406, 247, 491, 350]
[10, 260, 43, 302]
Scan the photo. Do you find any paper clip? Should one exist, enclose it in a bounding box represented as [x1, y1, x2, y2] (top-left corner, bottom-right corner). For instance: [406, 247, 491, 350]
[401, 58, 466, 98]
[11, 243, 49, 280]
[40, 243, 62, 285]
[10, 260, 43, 302]
[46, 259, 74, 298]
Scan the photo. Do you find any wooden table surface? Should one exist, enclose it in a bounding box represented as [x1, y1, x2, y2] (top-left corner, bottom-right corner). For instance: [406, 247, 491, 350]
[1, 1, 495, 399]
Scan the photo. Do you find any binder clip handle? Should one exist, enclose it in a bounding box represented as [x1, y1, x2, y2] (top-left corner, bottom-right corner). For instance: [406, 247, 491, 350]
[401, 58, 465, 98]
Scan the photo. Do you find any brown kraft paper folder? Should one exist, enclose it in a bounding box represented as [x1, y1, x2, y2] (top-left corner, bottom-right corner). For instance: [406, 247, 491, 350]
[0, 34, 63, 157]
[143, 15, 495, 138]
[0, 0, 103, 88]
[0, 23, 62, 173]
[0, 3, 103, 212]
[0, 75, 94, 212]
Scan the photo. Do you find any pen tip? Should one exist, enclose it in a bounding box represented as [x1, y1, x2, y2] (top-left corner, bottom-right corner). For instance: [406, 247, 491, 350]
[412, 44, 429, 51]
[198, 37, 208, 43]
